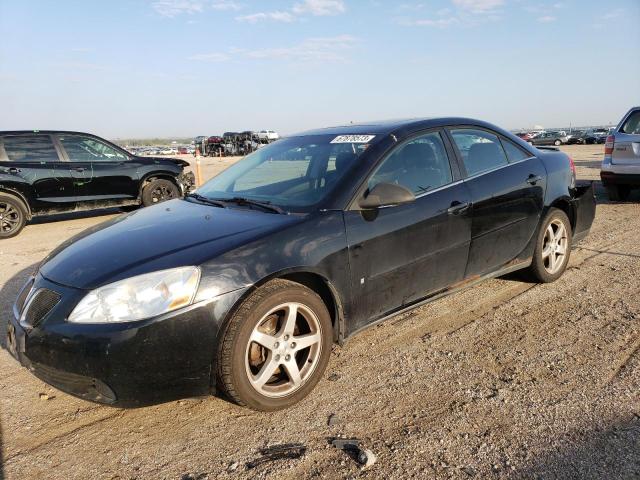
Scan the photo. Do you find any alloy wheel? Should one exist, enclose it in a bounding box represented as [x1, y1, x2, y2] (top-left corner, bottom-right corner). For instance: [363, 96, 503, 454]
[151, 185, 176, 203]
[245, 302, 322, 398]
[542, 219, 568, 274]
[0, 201, 21, 235]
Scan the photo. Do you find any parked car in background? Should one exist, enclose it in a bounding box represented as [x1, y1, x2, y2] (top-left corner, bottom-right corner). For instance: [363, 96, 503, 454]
[515, 132, 534, 142]
[0, 131, 195, 237]
[567, 131, 586, 144]
[601, 107, 640, 201]
[531, 131, 569, 146]
[6, 118, 595, 410]
[258, 130, 280, 141]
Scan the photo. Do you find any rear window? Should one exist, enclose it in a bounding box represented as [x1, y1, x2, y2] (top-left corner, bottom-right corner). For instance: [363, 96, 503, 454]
[0, 135, 59, 163]
[621, 110, 640, 134]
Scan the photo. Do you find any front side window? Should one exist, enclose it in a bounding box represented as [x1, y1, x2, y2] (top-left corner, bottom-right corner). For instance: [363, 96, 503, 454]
[367, 131, 452, 195]
[450, 129, 508, 176]
[58, 135, 128, 162]
[0, 135, 59, 163]
[196, 134, 373, 210]
[621, 111, 640, 134]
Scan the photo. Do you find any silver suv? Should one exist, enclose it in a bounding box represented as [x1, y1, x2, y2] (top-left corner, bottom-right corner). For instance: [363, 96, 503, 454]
[601, 107, 640, 200]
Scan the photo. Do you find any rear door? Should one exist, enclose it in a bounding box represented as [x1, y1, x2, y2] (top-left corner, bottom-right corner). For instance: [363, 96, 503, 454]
[344, 130, 472, 332]
[55, 134, 140, 201]
[612, 109, 640, 165]
[0, 134, 76, 212]
[448, 128, 546, 277]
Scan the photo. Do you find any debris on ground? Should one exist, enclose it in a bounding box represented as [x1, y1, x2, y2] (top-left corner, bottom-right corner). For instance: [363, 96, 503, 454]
[245, 443, 307, 469]
[330, 437, 377, 469]
[327, 413, 340, 426]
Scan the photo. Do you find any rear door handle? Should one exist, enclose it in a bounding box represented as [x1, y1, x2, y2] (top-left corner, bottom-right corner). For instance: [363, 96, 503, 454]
[527, 174, 542, 185]
[73, 167, 85, 173]
[8, 167, 21, 174]
[447, 201, 470, 215]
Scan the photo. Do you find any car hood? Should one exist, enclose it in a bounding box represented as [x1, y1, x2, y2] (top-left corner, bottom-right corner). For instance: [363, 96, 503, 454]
[40, 199, 301, 290]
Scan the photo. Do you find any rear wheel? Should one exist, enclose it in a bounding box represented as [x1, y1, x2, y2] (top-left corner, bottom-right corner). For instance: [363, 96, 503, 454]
[554, 139, 562, 146]
[0, 194, 27, 239]
[217, 279, 332, 411]
[526, 208, 572, 283]
[606, 185, 630, 202]
[141, 179, 180, 207]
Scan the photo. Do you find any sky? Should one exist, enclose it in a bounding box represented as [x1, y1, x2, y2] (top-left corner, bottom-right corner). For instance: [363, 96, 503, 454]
[0, 0, 638, 138]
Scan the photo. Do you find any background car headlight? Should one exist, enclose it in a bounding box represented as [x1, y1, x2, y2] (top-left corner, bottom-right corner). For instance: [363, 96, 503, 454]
[68, 267, 201, 324]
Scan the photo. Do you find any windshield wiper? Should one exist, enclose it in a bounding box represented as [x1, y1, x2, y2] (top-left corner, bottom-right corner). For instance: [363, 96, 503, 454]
[223, 197, 287, 214]
[185, 193, 226, 208]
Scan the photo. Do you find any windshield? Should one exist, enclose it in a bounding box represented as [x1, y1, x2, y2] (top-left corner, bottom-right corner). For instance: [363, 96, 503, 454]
[195, 134, 374, 211]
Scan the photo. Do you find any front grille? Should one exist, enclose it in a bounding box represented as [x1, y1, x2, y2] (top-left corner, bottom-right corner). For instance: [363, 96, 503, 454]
[22, 289, 61, 327]
[14, 277, 34, 316]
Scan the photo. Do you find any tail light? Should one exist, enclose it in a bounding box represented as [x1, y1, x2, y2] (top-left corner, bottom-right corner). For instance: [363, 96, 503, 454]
[568, 155, 576, 188]
[604, 135, 615, 155]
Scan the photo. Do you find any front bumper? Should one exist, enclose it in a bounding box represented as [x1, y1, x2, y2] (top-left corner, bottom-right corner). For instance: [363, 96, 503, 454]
[7, 274, 247, 407]
[178, 171, 196, 194]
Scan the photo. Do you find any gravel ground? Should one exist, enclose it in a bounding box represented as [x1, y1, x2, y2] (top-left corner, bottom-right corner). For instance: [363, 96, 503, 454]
[0, 145, 638, 479]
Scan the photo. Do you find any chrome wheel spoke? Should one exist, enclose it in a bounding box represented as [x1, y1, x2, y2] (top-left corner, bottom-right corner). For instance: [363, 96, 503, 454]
[292, 332, 321, 351]
[250, 330, 277, 349]
[542, 244, 553, 258]
[283, 359, 302, 385]
[556, 243, 567, 255]
[281, 303, 298, 337]
[251, 354, 278, 389]
[548, 251, 557, 271]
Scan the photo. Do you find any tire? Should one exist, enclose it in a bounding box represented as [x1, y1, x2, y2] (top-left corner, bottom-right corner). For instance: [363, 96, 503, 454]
[0, 194, 27, 239]
[217, 279, 333, 411]
[526, 208, 572, 283]
[606, 185, 629, 202]
[141, 179, 180, 207]
[554, 139, 562, 146]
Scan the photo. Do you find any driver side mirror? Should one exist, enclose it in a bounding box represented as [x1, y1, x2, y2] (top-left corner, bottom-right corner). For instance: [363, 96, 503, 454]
[358, 182, 416, 210]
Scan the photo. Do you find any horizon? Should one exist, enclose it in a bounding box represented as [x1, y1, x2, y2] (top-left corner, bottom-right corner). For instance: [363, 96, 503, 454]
[1, 0, 638, 138]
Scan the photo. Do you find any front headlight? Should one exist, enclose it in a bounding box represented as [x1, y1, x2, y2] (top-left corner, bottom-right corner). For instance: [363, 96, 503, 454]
[68, 267, 201, 324]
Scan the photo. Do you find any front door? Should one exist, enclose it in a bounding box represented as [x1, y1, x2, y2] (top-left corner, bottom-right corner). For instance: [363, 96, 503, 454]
[55, 134, 140, 201]
[448, 128, 546, 277]
[344, 130, 472, 333]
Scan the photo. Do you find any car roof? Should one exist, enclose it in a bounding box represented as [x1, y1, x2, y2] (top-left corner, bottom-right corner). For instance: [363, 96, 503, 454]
[0, 130, 105, 137]
[291, 117, 505, 137]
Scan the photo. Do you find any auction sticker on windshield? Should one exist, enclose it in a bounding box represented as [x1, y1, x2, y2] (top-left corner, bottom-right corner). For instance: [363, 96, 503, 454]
[330, 135, 375, 143]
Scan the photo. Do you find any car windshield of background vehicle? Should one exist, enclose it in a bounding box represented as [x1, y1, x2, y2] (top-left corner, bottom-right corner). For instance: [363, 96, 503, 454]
[1, 135, 59, 162]
[58, 135, 128, 162]
[196, 134, 374, 211]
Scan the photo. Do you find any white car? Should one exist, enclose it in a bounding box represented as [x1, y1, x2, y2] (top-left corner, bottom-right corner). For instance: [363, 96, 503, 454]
[258, 130, 279, 141]
[601, 107, 640, 200]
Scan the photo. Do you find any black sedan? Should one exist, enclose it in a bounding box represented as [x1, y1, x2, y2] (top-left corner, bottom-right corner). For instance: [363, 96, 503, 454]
[7, 118, 596, 410]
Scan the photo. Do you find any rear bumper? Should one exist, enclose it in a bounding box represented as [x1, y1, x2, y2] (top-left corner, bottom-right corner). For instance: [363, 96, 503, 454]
[600, 170, 640, 186]
[7, 274, 247, 407]
[571, 181, 596, 243]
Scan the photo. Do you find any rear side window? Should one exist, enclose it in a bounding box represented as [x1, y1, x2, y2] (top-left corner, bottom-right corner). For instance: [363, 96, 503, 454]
[1, 135, 59, 163]
[500, 138, 530, 162]
[450, 129, 508, 176]
[621, 111, 640, 134]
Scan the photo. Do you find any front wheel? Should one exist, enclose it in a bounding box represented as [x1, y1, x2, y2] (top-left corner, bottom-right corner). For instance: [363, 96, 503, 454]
[217, 279, 332, 411]
[0, 194, 27, 239]
[141, 179, 180, 207]
[526, 208, 572, 283]
[554, 139, 562, 146]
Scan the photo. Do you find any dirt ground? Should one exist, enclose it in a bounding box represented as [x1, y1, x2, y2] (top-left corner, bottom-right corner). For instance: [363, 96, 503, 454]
[1, 145, 638, 479]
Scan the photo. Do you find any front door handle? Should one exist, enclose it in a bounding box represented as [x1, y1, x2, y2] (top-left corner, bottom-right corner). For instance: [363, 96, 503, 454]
[527, 174, 542, 185]
[447, 201, 470, 215]
[8, 167, 21, 174]
[73, 167, 85, 173]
